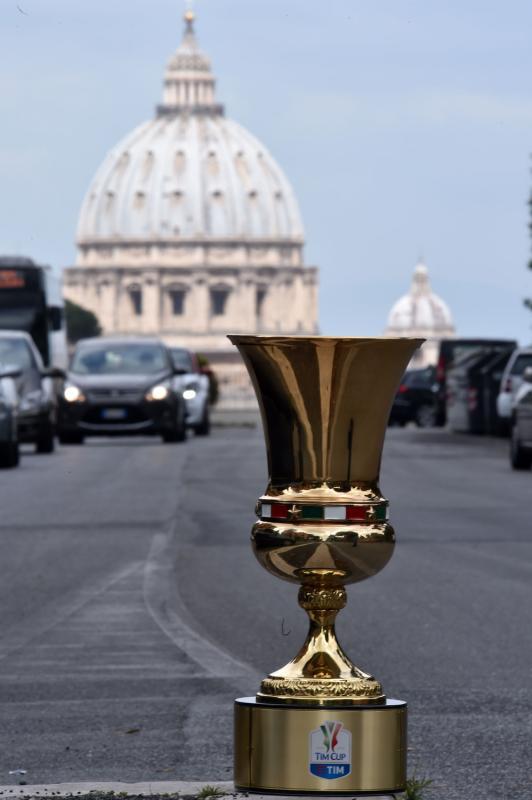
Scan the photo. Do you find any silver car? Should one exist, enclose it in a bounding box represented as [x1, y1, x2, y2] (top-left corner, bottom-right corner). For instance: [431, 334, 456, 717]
[497, 346, 532, 428]
[0, 331, 62, 453]
[0, 364, 20, 468]
[510, 366, 532, 470]
[170, 347, 210, 436]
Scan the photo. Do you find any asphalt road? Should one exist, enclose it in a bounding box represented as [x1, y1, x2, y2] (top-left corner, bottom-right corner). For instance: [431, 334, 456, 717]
[0, 425, 530, 799]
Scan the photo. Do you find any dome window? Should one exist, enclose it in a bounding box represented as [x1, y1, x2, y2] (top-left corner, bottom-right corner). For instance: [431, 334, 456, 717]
[142, 151, 155, 180]
[210, 287, 230, 316]
[134, 191, 146, 210]
[212, 189, 224, 199]
[249, 190, 258, 199]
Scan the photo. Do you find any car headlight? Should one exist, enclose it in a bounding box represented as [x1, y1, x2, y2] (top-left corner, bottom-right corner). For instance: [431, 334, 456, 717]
[64, 384, 85, 403]
[145, 382, 170, 401]
[20, 389, 45, 411]
[183, 388, 197, 400]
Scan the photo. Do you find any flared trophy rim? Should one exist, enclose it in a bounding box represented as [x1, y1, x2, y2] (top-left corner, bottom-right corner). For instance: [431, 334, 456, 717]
[228, 334, 425, 346]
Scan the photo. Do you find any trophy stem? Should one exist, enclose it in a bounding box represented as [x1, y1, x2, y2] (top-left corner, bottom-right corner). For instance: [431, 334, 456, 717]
[257, 584, 385, 706]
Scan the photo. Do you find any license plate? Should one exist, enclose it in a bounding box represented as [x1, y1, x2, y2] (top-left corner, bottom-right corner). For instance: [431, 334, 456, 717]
[101, 408, 127, 420]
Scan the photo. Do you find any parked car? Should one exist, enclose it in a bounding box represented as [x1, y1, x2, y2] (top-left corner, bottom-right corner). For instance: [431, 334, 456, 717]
[509, 366, 532, 470]
[389, 366, 437, 427]
[0, 330, 62, 453]
[496, 346, 532, 432]
[170, 347, 210, 436]
[479, 349, 515, 435]
[447, 346, 515, 435]
[435, 338, 517, 426]
[0, 364, 21, 468]
[57, 337, 187, 444]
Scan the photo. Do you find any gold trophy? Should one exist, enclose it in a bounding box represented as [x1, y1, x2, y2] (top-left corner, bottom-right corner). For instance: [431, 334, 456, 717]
[230, 336, 422, 795]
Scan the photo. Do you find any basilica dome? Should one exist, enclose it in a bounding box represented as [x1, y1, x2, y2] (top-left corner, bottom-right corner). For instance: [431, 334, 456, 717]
[385, 261, 455, 366]
[387, 261, 454, 335]
[65, 10, 318, 409]
[76, 13, 303, 246]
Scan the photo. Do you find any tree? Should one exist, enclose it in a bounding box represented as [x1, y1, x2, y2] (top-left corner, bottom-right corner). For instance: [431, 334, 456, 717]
[64, 299, 102, 344]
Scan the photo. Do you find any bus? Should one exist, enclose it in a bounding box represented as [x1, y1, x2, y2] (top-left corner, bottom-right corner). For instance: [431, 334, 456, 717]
[0, 256, 67, 369]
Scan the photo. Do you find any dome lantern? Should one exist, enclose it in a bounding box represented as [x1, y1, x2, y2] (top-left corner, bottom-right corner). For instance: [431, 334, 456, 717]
[157, 10, 224, 117]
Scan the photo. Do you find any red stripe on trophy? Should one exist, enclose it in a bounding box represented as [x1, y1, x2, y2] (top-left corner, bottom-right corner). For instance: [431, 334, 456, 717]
[270, 503, 290, 519]
[346, 506, 367, 521]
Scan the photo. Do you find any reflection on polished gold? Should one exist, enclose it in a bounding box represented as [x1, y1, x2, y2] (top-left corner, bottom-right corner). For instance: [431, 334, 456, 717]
[229, 336, 422, 705]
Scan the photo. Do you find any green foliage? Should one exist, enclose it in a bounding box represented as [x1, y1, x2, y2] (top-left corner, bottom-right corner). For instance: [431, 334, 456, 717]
[196, 786, 225, 800]
[64, 298, 102, 343]
[404, 774, 434, 800]
[197, 353, 219, 405]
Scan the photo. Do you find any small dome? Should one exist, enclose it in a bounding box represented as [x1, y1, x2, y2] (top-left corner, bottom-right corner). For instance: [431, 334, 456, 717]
[386, 261, 455, 335]
[76, 12, 303, 245]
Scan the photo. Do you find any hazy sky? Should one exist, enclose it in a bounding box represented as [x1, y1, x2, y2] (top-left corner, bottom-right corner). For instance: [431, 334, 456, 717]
[1, 0, 532, 343]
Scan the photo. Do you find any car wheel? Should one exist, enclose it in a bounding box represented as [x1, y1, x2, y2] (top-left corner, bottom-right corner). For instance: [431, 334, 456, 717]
[510, 425, 532, 470]
[58, 431, 85, 445]
[163, 409, 187, 444]
[36, 420, 55, 454]
[415, 404, 437, 428]
[0, 441, 19, 469]
[194, 407, 210, 436]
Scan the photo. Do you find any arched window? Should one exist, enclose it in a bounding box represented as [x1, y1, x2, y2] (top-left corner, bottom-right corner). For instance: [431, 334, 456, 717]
[210, 286, 230, 316]
[256, 287, 267, 318]
[169, 288, 186, 316]
[128, 285, 143, 316]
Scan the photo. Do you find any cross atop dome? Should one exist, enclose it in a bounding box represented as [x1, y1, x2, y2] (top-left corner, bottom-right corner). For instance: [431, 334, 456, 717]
[157, 9, 224, 117]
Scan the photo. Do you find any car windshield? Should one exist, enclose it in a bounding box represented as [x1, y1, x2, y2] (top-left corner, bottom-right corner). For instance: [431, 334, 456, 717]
[171, 348, 194, 372]
[0, 337, 35, 370]
[71, 343, 168, 375]
[402, 367, 435, 388]
[510, 353, 532, 376]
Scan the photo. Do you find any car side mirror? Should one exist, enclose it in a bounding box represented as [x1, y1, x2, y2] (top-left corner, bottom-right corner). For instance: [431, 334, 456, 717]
[41, 366, 66, 380]
[0, 364, 21, 380]
[523, 366, 532, 383]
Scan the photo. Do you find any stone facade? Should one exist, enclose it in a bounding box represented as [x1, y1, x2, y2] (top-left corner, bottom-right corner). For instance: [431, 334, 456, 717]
[64, 12, 318, 407]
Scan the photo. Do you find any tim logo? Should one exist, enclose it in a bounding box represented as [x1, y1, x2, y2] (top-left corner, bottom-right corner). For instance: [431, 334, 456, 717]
[309, 721, 351, 780]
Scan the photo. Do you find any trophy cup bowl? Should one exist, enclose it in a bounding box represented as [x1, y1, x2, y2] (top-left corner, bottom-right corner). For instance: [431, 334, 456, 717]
[230, 336, 422, 795]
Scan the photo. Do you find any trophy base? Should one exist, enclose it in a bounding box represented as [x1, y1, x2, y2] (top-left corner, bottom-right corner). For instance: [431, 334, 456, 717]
[234, 697, 407, 795]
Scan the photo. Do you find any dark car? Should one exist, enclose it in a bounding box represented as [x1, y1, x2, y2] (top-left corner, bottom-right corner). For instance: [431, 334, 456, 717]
[389, 366, 437, 427]
[57, 337, 187, 444]
[0, 330, 61, 453]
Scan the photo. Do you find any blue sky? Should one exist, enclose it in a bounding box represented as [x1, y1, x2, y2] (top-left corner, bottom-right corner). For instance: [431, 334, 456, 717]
[1, 0, 531, 343]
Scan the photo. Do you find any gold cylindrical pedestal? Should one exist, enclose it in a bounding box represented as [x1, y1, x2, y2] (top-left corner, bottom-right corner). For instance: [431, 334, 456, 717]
[234, 697, 407, 795]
